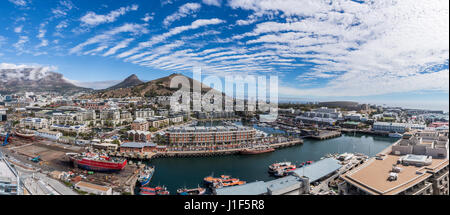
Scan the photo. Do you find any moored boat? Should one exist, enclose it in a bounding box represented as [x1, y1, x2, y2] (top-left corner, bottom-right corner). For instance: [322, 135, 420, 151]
[240, 145, 275, 155]
[138, 166, 155, 186]
[66, 152, 127, 172]
[268, 161, 292, 173]
[177, 187, 206, 195]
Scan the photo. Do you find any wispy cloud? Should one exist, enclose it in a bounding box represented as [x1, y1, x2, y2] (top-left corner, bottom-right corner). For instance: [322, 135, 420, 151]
[163, 3, 201, 27]
[80, 4, 139, 27]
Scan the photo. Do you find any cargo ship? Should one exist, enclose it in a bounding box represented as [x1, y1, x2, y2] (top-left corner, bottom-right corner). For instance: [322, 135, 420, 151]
[14, 129, 35, 139]
[66, 152, 127, 172]
[177, 187, 206, 195]
[137, 166, 155, 186]
[240, 145, 275, 155]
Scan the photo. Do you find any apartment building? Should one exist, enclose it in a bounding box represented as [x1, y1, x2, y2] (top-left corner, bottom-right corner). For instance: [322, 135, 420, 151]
[135, 108, 154, 119]
[131, 118, 149, 131]
[35, 129, 62, 140]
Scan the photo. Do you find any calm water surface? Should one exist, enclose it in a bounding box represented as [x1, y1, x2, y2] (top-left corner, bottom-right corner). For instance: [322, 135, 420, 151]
[144, 133, 397, 193]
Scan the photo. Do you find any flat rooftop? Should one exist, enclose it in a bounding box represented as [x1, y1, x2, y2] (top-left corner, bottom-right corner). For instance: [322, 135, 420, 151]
[342, 153, 449, 195]
[291, 158, 342, 183]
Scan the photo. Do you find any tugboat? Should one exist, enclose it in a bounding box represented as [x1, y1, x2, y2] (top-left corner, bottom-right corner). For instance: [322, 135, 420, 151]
[177, 187, 206, 195]
[272, 164, 297, 177]
[137, 166, 155, 187]
[240, 145, 275, 155]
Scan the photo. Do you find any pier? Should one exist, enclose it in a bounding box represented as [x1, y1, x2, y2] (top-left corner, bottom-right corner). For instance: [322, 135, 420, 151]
[306, 130, 342, 140]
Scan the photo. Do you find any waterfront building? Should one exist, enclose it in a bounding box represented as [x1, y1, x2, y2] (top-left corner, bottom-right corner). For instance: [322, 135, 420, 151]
[338, 131, 449, 195]
[35, 129, 62, 140]
[372, 122, 426, 133]
[119, 142, 157, 154]
[166, 125, 256, 145]
[296, 107, 343, 126]
[127, 130, 152, 142]
[74, 181, 112, 195]
[131, 118, 149, 131]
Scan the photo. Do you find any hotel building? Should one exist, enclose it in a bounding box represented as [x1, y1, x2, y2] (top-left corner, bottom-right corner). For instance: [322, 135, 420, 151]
[166, 125, 256, 145]
[338, 130, 449, 195]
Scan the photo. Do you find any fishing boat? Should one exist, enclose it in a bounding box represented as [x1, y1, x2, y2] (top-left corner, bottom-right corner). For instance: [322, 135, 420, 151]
[139, 187, 156, 195]
[14, 129, 35, 139]
[137, 166, 155, 186]
[155, 186, 170, 195]
[177, 187, 206, 195]
[240, 145, 275, 155]
[66, 152, 127, 172]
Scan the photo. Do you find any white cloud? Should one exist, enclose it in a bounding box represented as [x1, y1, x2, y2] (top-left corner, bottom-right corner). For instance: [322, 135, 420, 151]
[0, 63, 58, 82]
[8, 0, 28, 6]
[80, 4, 139, 27]
[163, 3, 201, 27]
[229, 0, 449, 97]
[202, 0, 221, 7]
[13, 36, 29, 53]
[103, 38, 135, 56]
[142, 13, 155, 22]
[14, 25, 23, 33]
[70, 23, 148, 54]
[117, 18, 225, 58]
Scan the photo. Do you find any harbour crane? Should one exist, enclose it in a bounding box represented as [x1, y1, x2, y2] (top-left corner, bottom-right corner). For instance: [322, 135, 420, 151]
[2, 121, 13, 146]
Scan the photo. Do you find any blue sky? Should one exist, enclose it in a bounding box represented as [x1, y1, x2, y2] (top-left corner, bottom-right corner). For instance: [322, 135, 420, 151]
[0, 0, 449, 110]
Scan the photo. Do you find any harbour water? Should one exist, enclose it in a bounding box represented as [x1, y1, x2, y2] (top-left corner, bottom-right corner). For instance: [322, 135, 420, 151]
[144, 133, 397, 194]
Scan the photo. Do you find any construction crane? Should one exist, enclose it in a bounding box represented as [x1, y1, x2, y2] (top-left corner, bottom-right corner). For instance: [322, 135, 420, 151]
[2, 121, 13, 146]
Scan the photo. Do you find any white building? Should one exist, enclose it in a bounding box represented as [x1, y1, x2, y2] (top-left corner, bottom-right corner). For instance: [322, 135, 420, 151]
[20, 118, 49, 129]
[74, 181, 112, 195]
[373, 122, 426, 133]
[35, 129, 62, 140]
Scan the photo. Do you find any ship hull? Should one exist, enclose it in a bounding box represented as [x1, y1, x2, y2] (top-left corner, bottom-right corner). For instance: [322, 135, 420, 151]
[14, 132, 35, 140]
[69, 157, 127, 172]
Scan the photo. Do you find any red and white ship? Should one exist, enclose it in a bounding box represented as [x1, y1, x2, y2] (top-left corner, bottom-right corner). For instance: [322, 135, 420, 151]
[66, 152, 127, 172]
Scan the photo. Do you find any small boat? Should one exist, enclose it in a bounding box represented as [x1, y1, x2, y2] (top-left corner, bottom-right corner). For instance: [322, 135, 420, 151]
[177, 187, 206, 195]
[155, 186, 170, 195]
[273, 165, 297, 177]
[137, 166, 155, 186]
[389, 132, 403, 138]
[240, 145, 275, 155]
[306, 161, 313, 165]
[268, 162, 292, 173]
[139, 187, 156, 195]
[204, 175, 245, 188]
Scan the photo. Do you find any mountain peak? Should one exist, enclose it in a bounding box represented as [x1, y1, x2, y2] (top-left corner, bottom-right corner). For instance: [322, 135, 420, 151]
[106, 74, 144, 90]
